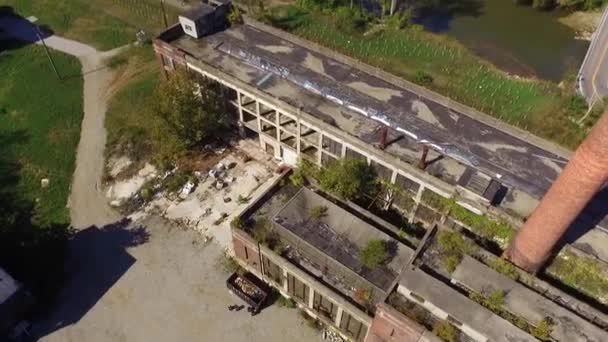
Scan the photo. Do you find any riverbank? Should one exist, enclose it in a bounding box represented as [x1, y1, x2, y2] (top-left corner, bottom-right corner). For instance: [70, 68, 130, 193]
[261, 5, 598, 149]
[559, 9, 604, 40]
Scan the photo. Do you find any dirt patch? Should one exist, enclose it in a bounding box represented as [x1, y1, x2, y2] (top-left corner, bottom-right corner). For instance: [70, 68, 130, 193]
[559, 10, 603, 39]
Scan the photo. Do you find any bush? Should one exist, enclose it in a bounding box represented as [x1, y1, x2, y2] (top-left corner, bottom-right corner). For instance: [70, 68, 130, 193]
[565, 95, 588, 115]
[437, 230, 477, 272]
[308, 205, 328, 220]
[532, 318, 553, 341]
[385, 10, 411, 30]
[335, 7, 372, 34]
[532, 0, 555, 9]
[361, 239, 388, 268]
[276, 295, 297, 308]
[413, 70, 433, 86]
[228, 5, 243, 26]
[433, 321, 457, 342]
[319, 159, 377, 200]
[489, 258, 519, 281]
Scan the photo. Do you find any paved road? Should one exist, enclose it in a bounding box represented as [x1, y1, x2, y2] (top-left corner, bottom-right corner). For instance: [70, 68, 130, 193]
[579, 7, 608, 103]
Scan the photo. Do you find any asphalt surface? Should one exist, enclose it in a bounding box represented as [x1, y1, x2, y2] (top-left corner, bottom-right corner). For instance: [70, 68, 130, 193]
[579, 7, 608, 102]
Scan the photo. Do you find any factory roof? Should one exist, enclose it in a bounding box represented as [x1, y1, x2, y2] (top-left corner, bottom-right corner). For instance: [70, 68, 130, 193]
[452, 256, 608, 342]
[158, 18, 608, 250]
[272, 188, 412, 292]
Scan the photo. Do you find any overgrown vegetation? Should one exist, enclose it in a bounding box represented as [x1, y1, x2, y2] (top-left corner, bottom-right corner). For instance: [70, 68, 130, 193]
[421, 190, 515, 245]
[532, 318, 553, 341]
[3, 0, 181, 50]
[545, 250, 608, 303]
[436, 230, 477, 272]
[489, 257, 520, 281]
[155, 70, 227, 149]
[318, 158, 378, 200]
[308, 205, 328, 220]
[0, 42, 81, 305]
[276, 294, 297, 308]
[260, 4, 600, 149]
[361, 239, 388, 268]
[469, 288, 505, 313]
[432, 320, 458, 342]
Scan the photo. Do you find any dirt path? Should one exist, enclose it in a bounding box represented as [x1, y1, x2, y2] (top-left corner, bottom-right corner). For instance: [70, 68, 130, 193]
[0, 15, 122, 228]
[69, 50, 123, 228]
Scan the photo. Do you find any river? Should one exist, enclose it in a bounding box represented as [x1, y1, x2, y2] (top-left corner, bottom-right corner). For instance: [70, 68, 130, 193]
[414, 0, 589, 82]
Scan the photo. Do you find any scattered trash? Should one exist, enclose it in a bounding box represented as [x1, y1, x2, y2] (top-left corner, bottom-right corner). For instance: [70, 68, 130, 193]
[179, 181, 196, 199]
[41, 178, 49, 188]
[323, 329, 344, 342]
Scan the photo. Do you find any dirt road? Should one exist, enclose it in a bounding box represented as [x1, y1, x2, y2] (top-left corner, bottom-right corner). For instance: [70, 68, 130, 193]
[32, 216, 323, 342]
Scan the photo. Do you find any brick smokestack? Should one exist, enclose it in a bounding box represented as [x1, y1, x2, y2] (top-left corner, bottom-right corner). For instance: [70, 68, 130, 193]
[505, 113, 608, 272]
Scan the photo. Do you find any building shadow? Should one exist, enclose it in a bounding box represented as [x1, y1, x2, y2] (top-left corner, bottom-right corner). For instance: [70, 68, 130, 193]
[557, 187, 608, 252]
[26, 219, 150, 341]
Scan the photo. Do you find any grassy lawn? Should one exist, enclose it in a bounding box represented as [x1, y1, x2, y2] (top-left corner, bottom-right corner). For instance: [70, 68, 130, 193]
[104, 44, 168, 175]
[3, 0, 180, 50]
[0, 42, 83, 226]
[261, 5, 599, 149]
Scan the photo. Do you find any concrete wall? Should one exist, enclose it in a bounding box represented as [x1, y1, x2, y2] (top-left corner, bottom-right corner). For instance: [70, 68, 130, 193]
[231, 227, 372, 341]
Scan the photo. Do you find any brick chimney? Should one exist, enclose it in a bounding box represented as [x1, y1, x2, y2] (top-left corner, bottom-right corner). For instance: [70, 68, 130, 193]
[505, 113, 608, 272]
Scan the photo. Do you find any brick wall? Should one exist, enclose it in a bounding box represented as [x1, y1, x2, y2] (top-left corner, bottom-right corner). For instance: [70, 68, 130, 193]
[232, 228, 262, 274]
[366, 303, 427, 342]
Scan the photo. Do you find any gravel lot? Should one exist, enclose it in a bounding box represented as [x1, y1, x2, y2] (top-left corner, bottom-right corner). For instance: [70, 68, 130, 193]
[32, 216, 323, 342]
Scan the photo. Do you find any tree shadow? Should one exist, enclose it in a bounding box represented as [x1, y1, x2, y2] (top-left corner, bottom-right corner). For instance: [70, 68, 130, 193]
[26, 219, 150, 341]
[0, 6, 55, 53]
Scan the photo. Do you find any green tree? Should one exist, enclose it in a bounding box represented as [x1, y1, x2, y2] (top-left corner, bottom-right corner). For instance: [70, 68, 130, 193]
[319, 159, 377, 200]
[155, 70, 226, 148]
[361, 239, 388, 268]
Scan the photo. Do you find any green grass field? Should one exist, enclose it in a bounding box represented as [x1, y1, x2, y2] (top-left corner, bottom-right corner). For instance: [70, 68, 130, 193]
[0, 42, 83, 226]
[262, 6, 596, 148]
[3, 0, 180, 50]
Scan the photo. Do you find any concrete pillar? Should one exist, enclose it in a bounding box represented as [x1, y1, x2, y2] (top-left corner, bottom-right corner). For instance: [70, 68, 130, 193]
[505, 113, 608, 272]
[308, 287, 315, 309]
[283, 269, 289, 292]
[335, 307, 344, 327]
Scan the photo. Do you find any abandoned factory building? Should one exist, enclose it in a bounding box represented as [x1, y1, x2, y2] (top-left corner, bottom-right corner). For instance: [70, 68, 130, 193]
[153, 3, 608, 342]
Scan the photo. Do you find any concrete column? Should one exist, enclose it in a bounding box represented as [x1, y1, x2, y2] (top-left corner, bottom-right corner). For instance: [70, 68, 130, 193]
[506, 113, 608, 272]
[296, 118, 301, 155]
[237, 92, 243, 122]
[335, 307, 344, 327]
[282, 269, 288, 292]
[308, 287, 315, 309]
[341, 142, 347, 158]
[317, 133, 323, 165]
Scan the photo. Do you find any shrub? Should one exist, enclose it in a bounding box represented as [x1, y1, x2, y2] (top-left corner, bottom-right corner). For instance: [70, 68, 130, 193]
[319, 159, 377, 200]
[532, 318, 552, 341]
[361, 239, 388, 268]
[252, 217, 272, 243]
[385, 10, 411, 30]
[276, 295, 297, 308]
[489, 258, 520, 281]
[230, 217, 243, 230]
[413, 70, 433, 86]
[437, 230, 477, 272]
[486, 289, 505, 313]
[228, 5, 243, 26]
[308, 205, 328, 220]
[433, 320, 457, 342]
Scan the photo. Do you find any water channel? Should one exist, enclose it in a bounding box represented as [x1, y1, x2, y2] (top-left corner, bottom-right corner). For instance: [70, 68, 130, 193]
[414, 0, 590, 82]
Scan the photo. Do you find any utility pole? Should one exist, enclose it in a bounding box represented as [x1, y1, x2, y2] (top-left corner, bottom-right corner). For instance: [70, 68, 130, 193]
[160, 0, 169, 29]
[28, 17, 60, 80]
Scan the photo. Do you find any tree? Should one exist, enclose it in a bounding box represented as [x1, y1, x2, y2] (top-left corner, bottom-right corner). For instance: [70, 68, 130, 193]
[155, 70, 226, 148]
[361, 239, 388, 268]
[319, 159, 377, 200]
